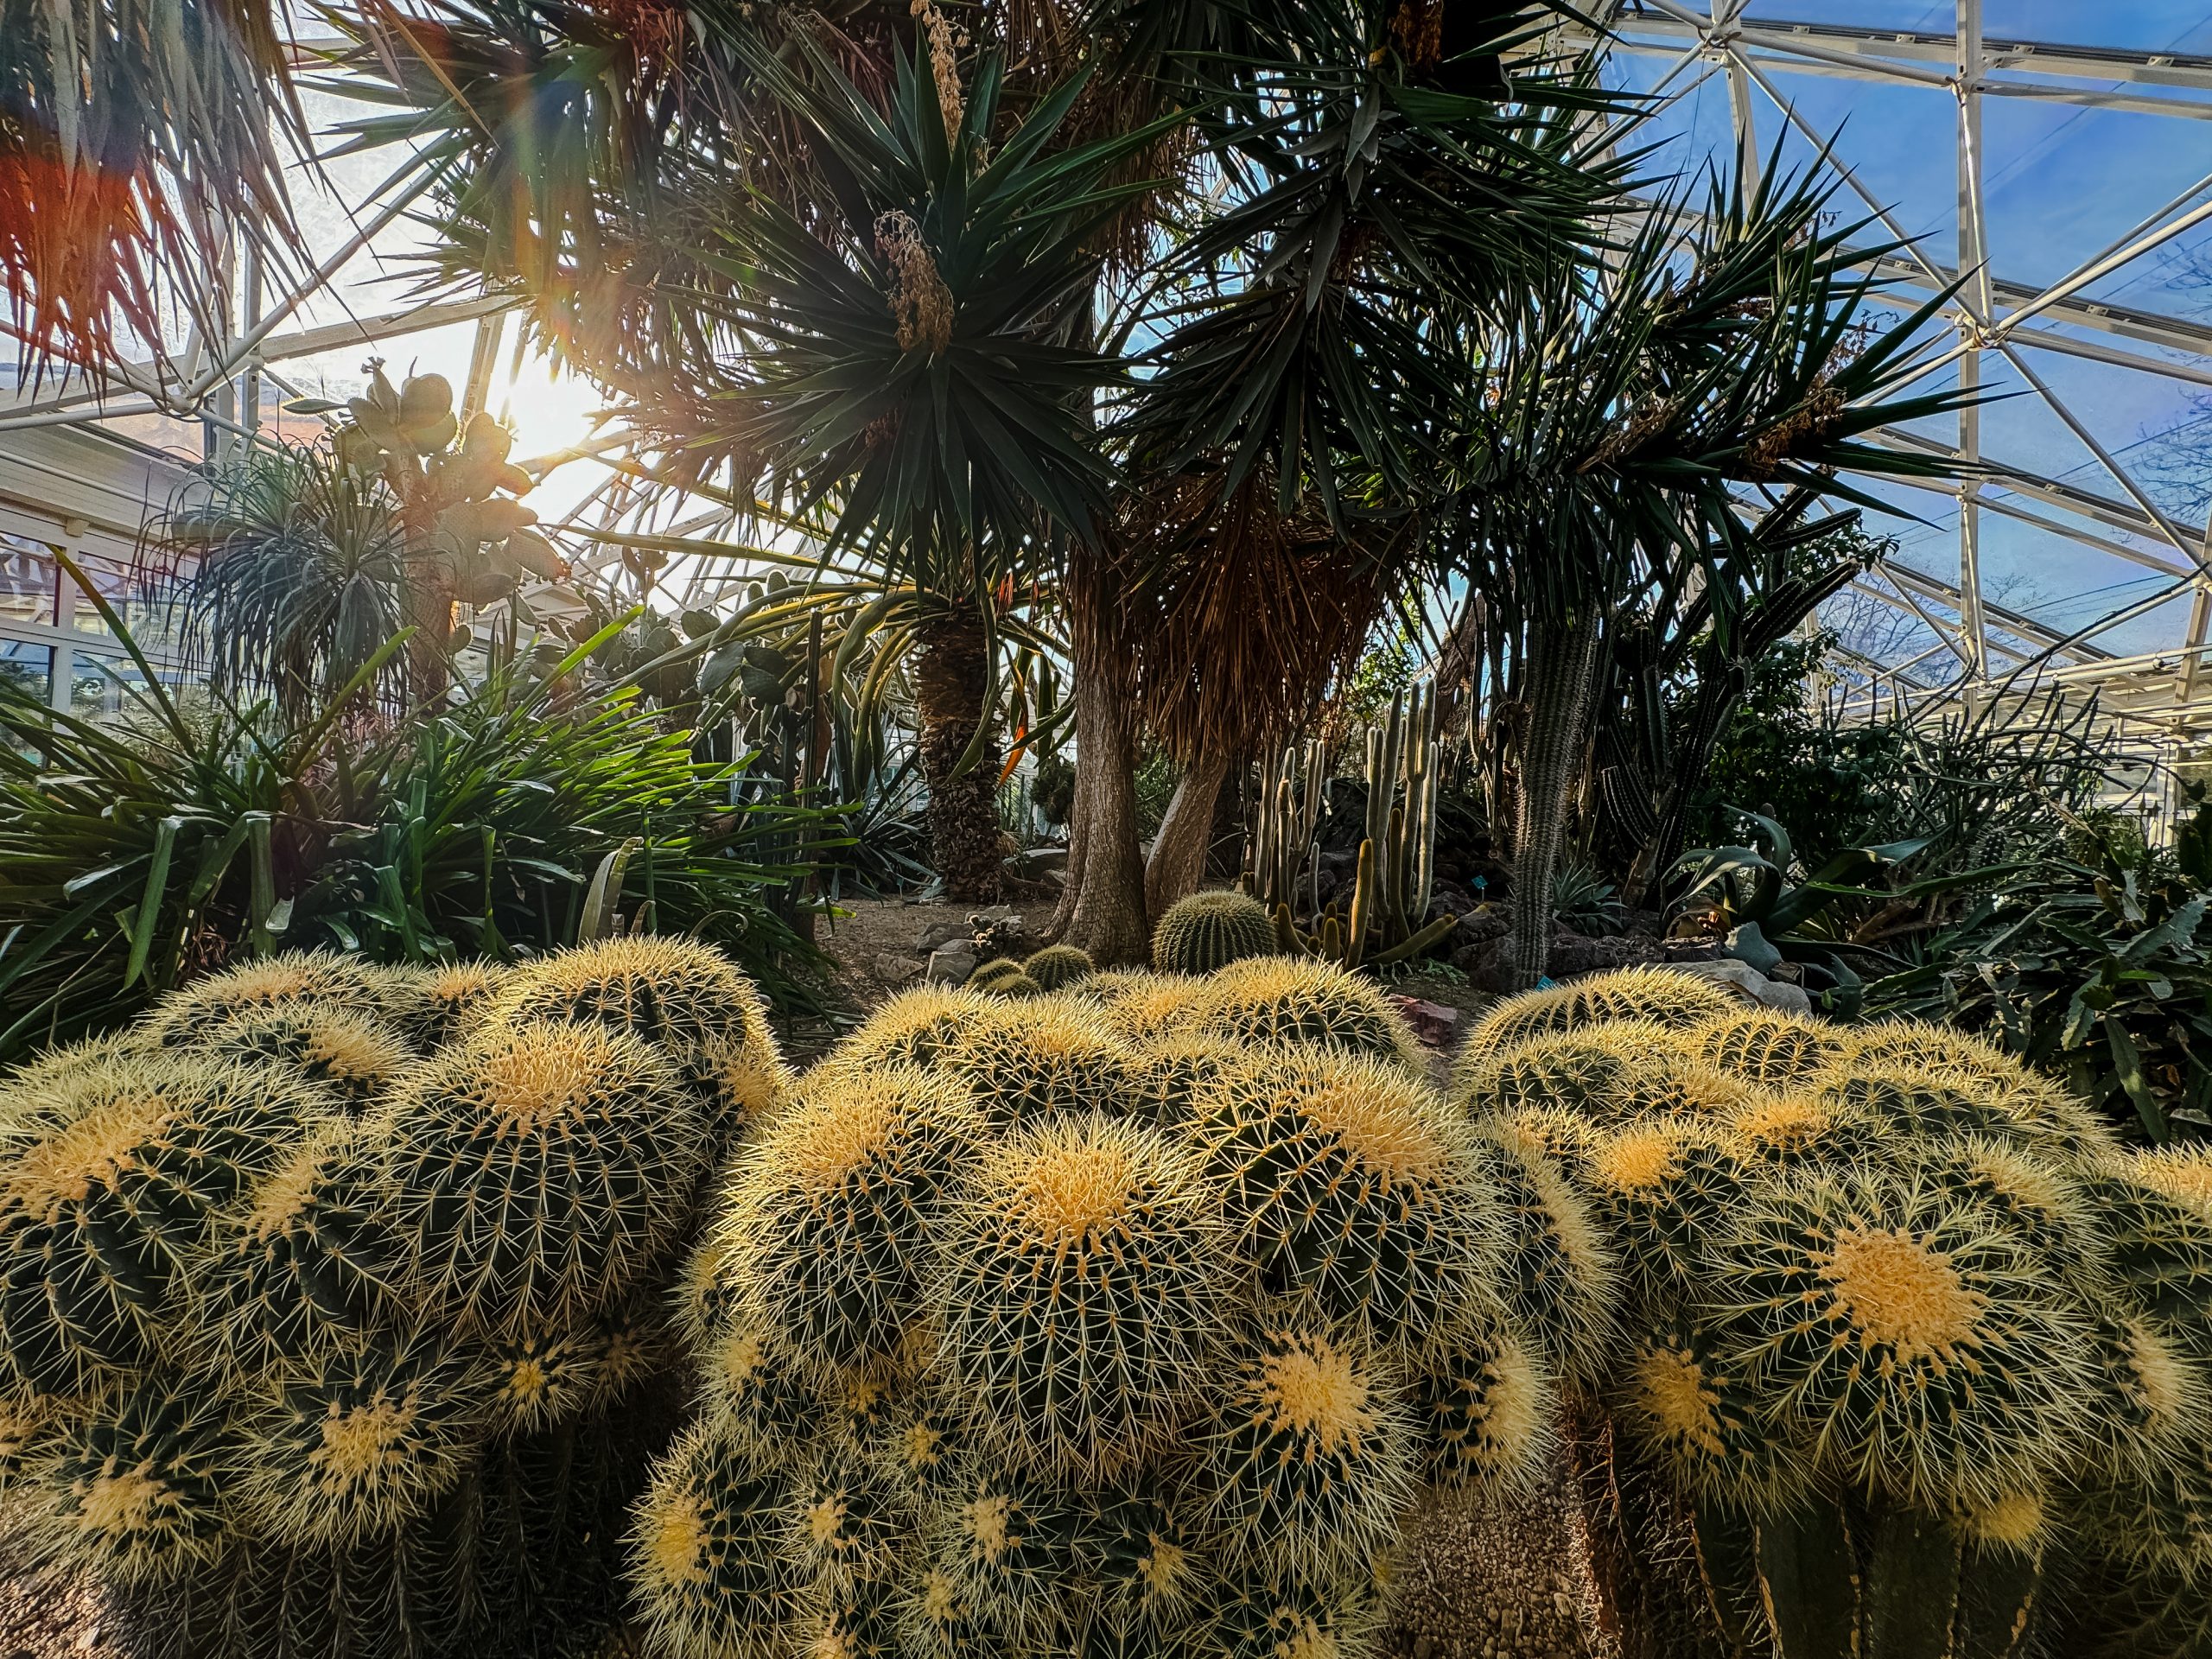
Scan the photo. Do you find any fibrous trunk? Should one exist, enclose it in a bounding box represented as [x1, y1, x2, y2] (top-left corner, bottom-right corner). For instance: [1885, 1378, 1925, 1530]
[1144, 749, 1231, 919]
[1510, 616, 1602, 992]
[1047, 661, 1148, 963]
[914, 615, 1003, 905]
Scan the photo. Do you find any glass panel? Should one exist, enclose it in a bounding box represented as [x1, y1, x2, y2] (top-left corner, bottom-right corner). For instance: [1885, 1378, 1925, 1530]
[0, 638, 52, 703]
[70, 652, 118, 718]
[70, 556, 133, 635]
[0, 534, 54, 627]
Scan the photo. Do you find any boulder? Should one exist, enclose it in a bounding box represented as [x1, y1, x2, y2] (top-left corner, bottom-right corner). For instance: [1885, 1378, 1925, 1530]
[1657, 957, 1812, 1014]
[874, 953, 924, 988]
[925, 942, 978, 987]
[915, 917, 968, 955]
[1389, 996, 1462, 1050]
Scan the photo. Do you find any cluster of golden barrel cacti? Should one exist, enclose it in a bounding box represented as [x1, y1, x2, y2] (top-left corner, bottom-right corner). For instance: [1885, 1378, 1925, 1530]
[632, 954, 1545, 1658]
[0, 938, 789, 1659]
[6, 929, 2208, 1659]
[1450, 966, 2212, 1658]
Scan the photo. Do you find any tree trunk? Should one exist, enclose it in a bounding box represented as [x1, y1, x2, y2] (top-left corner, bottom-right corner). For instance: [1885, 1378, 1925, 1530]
[913, 615, 1003, 905]
[1510, 617, 1603, 992]
[400, 566, 453, 706]
[1144, 749, 1232, 919]
[1047, 662, 1149, 963]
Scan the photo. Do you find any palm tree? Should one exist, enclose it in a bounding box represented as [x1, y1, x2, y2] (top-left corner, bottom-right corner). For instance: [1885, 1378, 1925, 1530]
[1434, 163, 1975, 988]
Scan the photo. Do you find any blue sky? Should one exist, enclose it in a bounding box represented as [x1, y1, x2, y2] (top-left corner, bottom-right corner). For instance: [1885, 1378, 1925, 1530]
[1615, 2, 2212, 664]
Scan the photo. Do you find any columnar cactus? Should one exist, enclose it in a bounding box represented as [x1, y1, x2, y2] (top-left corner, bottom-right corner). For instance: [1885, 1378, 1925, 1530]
[1193, 955, 1425, 1069]
[937, 1112, 1227, 1475]
[374, 1020, 709, 1338]
[1150, 890, 1278, 976]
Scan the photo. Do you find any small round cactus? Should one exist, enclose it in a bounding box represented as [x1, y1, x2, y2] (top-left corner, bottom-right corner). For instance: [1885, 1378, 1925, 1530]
[1193, 1047, 1504, 1354]
[1192, 955, 1423, 1068]
[1022, 944, 1094, 992]
[936, 1112, 1227, 1475]
[182, 1002, 414, 1112]
[967, 957, 1031, 995]
[1813, 1063, 2050, 1149]
[1206, 1567, 1382, 1659]
[143, 951, 392, 1042]
[0, 1052, 327, 1391]
[1690, 1008, 1847, 1091]
[718, 1067, 985, 1378]
[2078, 1149, 2212, 1341]
[689, 1315, 827, 1463]
[921, 1459, 1083, 1646]
[1452, 1028, 1637, 1119]
[1150, 890, 1277, 976]
[22, 1376, 233, 1586]
[935, 1001, 1141, 1125]
[480, 1326, 606, 1436]
[1695, 1162, 2099, 1512]
[628, 1422, 815, 1659]
[2076, 1308, 2207, 1485]
[1084, 970, 1207, 1045]
[1200, 1323, 1416, 1582]
[1408, 1321, 1551, 1499]
[1715, 1090, 1879, 1169]
[1083, 1484, 1210, 1644]
[232, 1327, 488, 1548]
[787, 1441, 907, 1591]
[374, 1020, 709, 1338]
[372, 959, 509, 1050]
[487, 935, 785, 1127]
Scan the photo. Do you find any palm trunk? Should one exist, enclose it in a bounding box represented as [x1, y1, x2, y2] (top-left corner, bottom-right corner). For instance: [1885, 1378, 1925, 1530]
[914, 615, 1003, 905]
[1144, 749, 1231, 918]
[1048, 538, 1147, 963]
[1510, 617, 1603, 991]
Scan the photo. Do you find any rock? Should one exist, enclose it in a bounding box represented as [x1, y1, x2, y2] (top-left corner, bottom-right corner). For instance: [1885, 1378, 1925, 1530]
[914, 918, 968, 955]
[967, 904, 1018, 925]
[1544, 932, 1665, 978]
[925, 942, 977, 986]
[1007, 845, 1068, 877]
[1390, 996, 1461, 1050]
[1658, 957, 1811, 1014]
[874, 953, 923, 988]
[1452, 904, 1511, 950]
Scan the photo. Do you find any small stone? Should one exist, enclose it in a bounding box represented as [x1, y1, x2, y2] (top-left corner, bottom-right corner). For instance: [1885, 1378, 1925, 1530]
[874, 953, 924, 988]
[925, 942, 977, 986]
[915, 918, 967, 954]
[1390, 995, 1461, 1049]
[1658, 957, 1812, 1014]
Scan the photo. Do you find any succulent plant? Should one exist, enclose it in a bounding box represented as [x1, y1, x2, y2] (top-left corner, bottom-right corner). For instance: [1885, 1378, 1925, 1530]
[143, 951, 394, 1042]
[371, 959, 509, 1050]
[936, 1112, 1227, 1475]
[1083, 971, 1207, 1046]
[1150, 891, 1278, 976]
[787, 1441, 908, 1591]
[935, 1001, 1141, 1125]
[1407, 1321, 1551, 1499]
[2076, 1152, 2212, 1344]
[0, 1053, 328, 1392]
[719, 1068, 985, 1381]
[1205, 1567, 1382, 1659]
[1201, 1323, 1416, 1582]
[181, 1117, 393, 1382]
[1081, 1484, 1210, 1645]
[1610, 1322, 1809, 1516]
[1460, 967, 1741, 1060]
[1581, 1118, 1750, 1308]
[232, 1326, 489, 1549]
[1715, 1090, 1880, 1170]
[22, 1376, 234, 1587]
[2075, 1307, 2208, 1487]
[1125, 1033, 1244, 1125]
[921, 1459, 1084, 1647]
[1696, 1162, 2098, 1513]
[374, 1020, 709, 1339]
[1813, 1063, 2054, 1149]
[1192, 955, 1424, 1069]
[1022, 944, 1095, 993]
[689, 1316, 828, 1464]
[1451, 1027, 1637, 1119]
[628, 1421, 815, 1659]
[1690, 1008, 1848, 1090]
[184, 1002, 414, 1112]
[480, 1326, 607, 1437]
[1465, 1122, 1619, 1380]
[487, 935, 785, 1128]
[837, 985, 998, 1072]
[1193, 1047, 1504, 1355]
[967, 957, 1030, 993]
[585, 1293, 675, 1413]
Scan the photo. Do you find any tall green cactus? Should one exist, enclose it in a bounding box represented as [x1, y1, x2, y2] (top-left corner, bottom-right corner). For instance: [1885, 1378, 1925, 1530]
[1150, 890, 1278, 975]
